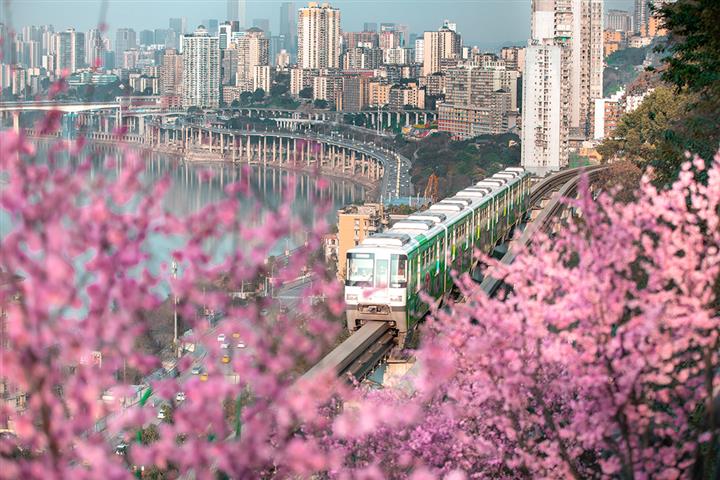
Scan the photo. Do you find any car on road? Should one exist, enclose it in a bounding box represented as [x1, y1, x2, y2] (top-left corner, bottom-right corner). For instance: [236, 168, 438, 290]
[157, 408, 166, 420]
[175, 392, 186, 403]
[217, 333, 226, 343]
[220, 342, 229, 349]
[191, 365, 201, 375]
[115, 443, 128, 456]
[221, 354, 231, 364]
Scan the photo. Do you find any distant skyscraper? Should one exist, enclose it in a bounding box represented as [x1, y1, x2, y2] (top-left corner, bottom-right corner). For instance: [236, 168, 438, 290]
[363, 22, 377, 32]
[253, 19, 271, 36]
[297, 2, 341, 70]
[227, 0, 247, 28]
[279, 2, 297, 53]
[55, 28, 85, 74]
[139, 30, 154, 46]
[202, 20, 219, 36]
[169, 18, 186, 36]
[154, 29, 170, 46]
[115, 28, 136, 68]
[182, 26, 220, 108]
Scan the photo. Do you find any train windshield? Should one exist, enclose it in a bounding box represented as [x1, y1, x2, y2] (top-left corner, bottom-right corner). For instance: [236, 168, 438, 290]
[390, 254, 407, 287]
[347, 253, 374, 287]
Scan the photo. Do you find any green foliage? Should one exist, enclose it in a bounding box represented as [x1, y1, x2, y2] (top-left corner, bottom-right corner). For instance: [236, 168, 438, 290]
[313, 98, 329, 109]
[252, 88, 265, 103]
[598, 87, 693, 184]
[402, 132, 520, 198]
[601, 0, 720, 186]
[299, 87, 313, 99]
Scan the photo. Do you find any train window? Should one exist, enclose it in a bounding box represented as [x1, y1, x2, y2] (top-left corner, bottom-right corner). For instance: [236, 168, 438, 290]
[391, 254, 407, 287]
[375, 259, 389, 288]
[346, 253, 374, 287]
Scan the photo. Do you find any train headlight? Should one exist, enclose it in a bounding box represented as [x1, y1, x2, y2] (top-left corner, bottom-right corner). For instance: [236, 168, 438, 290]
[345, 294, 358, 301]
[390, 296, 403, 303]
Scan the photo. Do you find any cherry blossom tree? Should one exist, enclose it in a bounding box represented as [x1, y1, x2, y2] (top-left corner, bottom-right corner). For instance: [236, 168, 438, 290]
[0, 123, 347, 478]
[330, 155, 720, 479]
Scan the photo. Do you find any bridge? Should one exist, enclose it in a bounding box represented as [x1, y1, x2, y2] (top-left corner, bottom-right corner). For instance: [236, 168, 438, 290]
[301, 166, 606, 383]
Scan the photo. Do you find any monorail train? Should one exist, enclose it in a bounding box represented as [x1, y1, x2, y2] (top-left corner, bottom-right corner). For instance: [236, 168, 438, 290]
[344, 167, 532, 345]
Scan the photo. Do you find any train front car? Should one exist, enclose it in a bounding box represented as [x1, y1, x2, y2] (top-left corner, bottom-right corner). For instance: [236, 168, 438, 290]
[345, 235, 410, 344]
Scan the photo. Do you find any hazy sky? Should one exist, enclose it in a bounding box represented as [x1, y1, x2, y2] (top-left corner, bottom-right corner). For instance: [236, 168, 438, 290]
[2, 0, 635, 50]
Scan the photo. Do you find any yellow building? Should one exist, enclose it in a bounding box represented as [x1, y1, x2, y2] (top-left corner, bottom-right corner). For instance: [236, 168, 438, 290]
[336, 204, 386, 279]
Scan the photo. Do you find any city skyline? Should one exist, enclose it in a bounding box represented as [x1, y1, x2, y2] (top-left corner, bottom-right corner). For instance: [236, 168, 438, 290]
[2, 0, 636, 50]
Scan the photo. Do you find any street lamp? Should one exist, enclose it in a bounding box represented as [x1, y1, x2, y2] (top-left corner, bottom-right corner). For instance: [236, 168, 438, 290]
[171, 260, 179, 358]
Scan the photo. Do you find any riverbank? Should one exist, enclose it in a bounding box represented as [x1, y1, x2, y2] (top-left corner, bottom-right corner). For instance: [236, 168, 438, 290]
[24, 131, 380, 197]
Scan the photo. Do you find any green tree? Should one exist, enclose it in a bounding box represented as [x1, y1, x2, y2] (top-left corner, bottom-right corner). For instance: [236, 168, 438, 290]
[230, 99, 240, 108]
[240, 91, 253, 106]
[597, 87, 691, 178]
[313, 98, 328, 109]
[299, 87, 313, 99]
[252, 88, 265, 103]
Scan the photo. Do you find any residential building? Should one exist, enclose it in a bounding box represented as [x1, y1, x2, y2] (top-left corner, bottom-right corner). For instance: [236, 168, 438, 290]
[313, 72, 343, 104]
[160, 49, 183, 101]
[222, 43, 239, 84]
[336, 204, 386, 280]
[343, 47, 382, 70]
[236, 27, 269, 93]
[297, 2, 341, 70]
[219, 23, 233, 50]
[593, 88, 625, 140]
[290, 67, 317, 95]
[634, 0, 649, 35]
[389, 82, 425, 110]
[342, 31, 379, 49]
[86, 28, 109, 68]
[606, 9, 633, 33]
[604, 29, 626, 56]
[500, 46, 526, 73]
[384, 47, 411, 65]
[55, 28, 85, 74]
[115, 28, 136, 67]
[253, 65, 272, 92]
[368, 79, 392, 107]
[521, 41, 568, 175]
[414, 38, 424, 64]
[181, 26, 221, 108]
[422, 24, 461, 76]
[339, 74, 369, 111]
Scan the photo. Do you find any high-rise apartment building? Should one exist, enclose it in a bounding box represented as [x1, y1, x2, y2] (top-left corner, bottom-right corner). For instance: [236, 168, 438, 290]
[55, 28, 85, 74]
[115, 28, 136, 68]
[634, 0, 649, 34]
[522, 42, 568, 174]
[86, 28, 109, 68]
[228, 0, 247, 28]
[160, 48, 183, 98]
[606, 9, 633, 32]
[219, 23, 233, 50]
[182, 26, 220, 108]
[297, 2, 341, 70]
[236, 27, 270, 93]
[422, 24, 461, 76]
